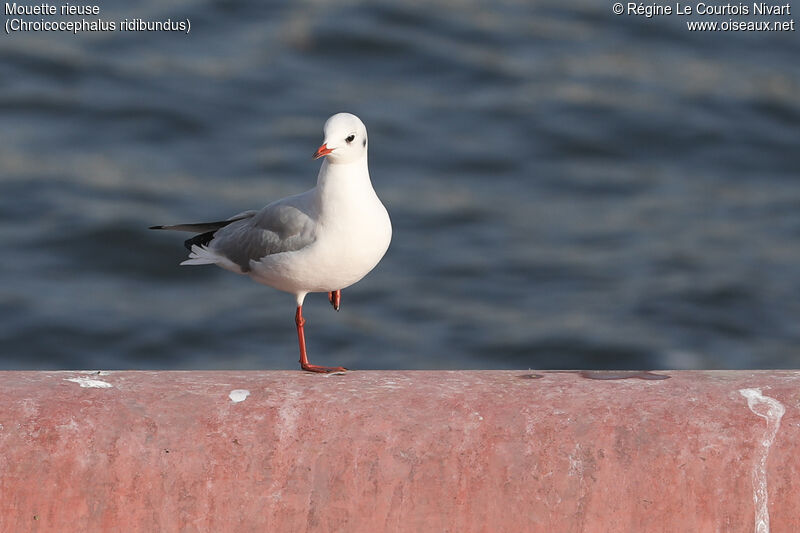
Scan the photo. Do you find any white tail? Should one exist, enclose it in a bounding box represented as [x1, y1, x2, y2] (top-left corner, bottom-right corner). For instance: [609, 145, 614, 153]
[180, 245, 220, 266]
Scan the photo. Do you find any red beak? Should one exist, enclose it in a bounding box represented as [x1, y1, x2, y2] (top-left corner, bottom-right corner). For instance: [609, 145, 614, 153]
[313, 143, 333, 159]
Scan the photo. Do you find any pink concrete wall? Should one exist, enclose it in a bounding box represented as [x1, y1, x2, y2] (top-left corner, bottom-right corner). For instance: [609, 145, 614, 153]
[0, 370, 798, 532]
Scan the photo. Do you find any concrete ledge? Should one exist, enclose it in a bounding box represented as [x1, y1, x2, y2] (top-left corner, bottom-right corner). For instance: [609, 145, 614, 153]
[1, 370, 798, 532]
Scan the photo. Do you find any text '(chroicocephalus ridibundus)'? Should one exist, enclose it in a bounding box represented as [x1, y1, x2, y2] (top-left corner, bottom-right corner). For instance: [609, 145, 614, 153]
[150, 113, 392, 373]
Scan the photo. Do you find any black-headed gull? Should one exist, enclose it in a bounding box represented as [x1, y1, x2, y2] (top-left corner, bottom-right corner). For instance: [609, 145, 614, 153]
[150, 113, 392, 372]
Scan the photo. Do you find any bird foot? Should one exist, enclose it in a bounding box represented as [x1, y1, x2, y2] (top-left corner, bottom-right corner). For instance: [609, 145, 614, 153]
[328, 290, 341, 311]
[301, 363, 348, 374]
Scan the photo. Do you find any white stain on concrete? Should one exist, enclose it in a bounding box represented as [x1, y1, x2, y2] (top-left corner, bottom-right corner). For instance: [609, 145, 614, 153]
[739, 388, 786, 533]
[65, 377, 113, 388]
[568, 443, 584, 478]
[229, 389, 250, 403]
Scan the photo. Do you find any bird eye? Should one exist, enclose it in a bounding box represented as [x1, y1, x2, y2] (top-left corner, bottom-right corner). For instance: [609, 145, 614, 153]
[345, 134, 355, 143]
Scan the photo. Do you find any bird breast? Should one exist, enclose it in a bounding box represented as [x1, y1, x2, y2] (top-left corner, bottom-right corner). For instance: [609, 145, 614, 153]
[315, 191, 392, 287]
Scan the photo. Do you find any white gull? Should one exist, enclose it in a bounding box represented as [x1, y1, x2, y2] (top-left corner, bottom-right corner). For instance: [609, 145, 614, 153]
[151, 113, 392, 372]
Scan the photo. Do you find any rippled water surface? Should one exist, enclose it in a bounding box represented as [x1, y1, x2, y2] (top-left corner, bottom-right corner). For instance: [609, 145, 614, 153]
[1, 1, 799, 370]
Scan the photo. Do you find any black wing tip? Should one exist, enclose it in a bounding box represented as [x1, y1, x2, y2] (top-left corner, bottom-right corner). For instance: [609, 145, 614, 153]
[149, 225, 165, 230]
[184, 230, 216, 251]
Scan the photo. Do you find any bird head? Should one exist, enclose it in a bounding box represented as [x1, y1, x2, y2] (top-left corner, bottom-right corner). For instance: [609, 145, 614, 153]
[313, 113, 368, 164]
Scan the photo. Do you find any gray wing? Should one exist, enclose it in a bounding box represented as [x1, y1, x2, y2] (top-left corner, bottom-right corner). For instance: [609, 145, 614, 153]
[149, 212, 256, 233]
[209, 192, 317, 272]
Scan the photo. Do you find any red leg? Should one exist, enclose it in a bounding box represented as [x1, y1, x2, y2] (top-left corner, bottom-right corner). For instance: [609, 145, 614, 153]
[295, 305, 347, 373]
[328, 290, 341, 311]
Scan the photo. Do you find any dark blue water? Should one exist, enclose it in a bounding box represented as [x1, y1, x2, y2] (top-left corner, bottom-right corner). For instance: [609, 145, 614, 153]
[1, 1, 799, 370]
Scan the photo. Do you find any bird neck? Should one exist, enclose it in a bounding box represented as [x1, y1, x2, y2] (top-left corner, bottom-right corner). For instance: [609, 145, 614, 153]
[315, 156, 376, 217]
[316, 157, 372, 191]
